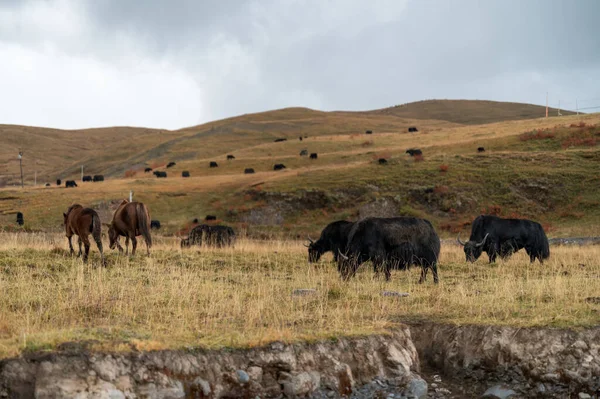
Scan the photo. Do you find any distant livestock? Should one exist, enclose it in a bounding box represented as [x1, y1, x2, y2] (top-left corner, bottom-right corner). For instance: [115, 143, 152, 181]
[227, 155, 235, 160]
[82, 175, 92, 182]
[366, 130, 373, 134]
[93, 175, 104, 182]
[56, 179, 62, 186]
[274, 138, 287, 143]
[106, 199, 152, 256]
[63, 204, 105, 264]
[408, 126, 418, 133]
[145, 167, 153, 173]
[478, 147, 485, 153]
[153, 171, 167, 178]
[244, 168, 255, 174]
[45, 183, 51, 187]
[181, 224, 236, 248]
[306, 220, 354, 263]
[338, 217, 440, 284]
[378, 158, 388, 165]
[205, 215, 217, 221]
[300, 149, 308, 156]
[406, 149, 422, 156]
[209, 161, 218, 168]
[182, 171, 190, 178]
[457, 215, 549, 264]
[166, 162, 176, 168]
[192, 218, 199, 224]
[65, 180, 78, 188]
[310, 153, 318, 159]
[273, 164, 286, 171]
[150, 220, 161, 230]
[16, 212, 24, 226]
[299, 136, 303, 141]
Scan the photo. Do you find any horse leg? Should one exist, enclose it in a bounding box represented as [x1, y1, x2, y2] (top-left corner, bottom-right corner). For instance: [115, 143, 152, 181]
[67, 235, 74, 255]
[77, 237, 82, 257]
[146, 236, 150, 256]
[130, 235, 137, 256]
[125, 236, 130, 256]
[82, 236, 91, 263]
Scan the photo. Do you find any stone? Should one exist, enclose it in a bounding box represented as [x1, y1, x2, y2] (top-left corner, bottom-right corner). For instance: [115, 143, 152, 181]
[382, 291, 410, 297]
[578, 393, 591, 399]
[236, 370, 250, 384]
[282, 371, 320, 397]
[191, 377, 211, 396]
[405, 376, 428, 399]
[482, 384, 517, 398]
[292, 289, 317, 296]
[247, 366, 263, 382]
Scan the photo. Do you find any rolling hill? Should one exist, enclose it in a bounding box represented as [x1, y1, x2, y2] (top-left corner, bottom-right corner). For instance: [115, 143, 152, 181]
[0, 99, 597, 239]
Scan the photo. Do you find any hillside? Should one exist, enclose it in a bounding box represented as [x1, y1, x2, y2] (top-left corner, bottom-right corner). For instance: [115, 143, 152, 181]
[1, 108, 599, 239]
[0, 99, 570, 186]
[370, 99, 575, 125]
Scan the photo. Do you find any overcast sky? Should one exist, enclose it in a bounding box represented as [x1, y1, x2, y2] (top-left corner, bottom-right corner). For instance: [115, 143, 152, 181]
[0, 0, 598, 130]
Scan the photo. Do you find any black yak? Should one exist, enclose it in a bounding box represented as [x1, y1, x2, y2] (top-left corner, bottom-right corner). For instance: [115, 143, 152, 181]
[306, 220, 354, 263]
[181, 224, 236, 248]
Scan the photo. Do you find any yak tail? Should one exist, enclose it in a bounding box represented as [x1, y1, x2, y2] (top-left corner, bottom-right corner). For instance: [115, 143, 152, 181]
[538, 225, 550, 260]
[91, 212, 104, 255]
[136, 203, 153, 248]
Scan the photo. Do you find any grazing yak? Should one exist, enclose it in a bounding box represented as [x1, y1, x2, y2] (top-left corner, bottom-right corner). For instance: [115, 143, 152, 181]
[166, 162, 176, 168]
[150, 220, 161, 230]
[45, 183, 51, 187]
[306, 220, 354, 263]
[205, 215, 217, 221]
[181, 224, 236, 248]
[299, 136, 303, 141]
[406, 149, 422, 156]
[244, 168, 255, 174]
[274, 138, 287, 142]
[56, 179, 62, 186]
[366, 130, 373, 134]
[458, 215, 550, 263]
[93, 175, 104, 182]
[82, 175, 92, 182]
[210, 161, 218, 168]
[227, 155, 235, 160]
[337, 217, 440, 283]
[182, 171, 190, 178]
[408, 126, 418, 132]
[378, 158, 388, 165]
[153, 171, 167, 178]
[16, 212, 24, 226]
[145, 167, 153, 173]
[300, 149, 308, 156]
[273, 164, 286, 171]
[65, 180, 78, 188]
[310, 153, 318, 159]
[478, 147, 485, 153]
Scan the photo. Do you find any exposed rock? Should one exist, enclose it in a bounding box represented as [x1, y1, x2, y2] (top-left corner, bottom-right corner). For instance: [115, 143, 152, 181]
[404, 375, 428, 398]
[578, 393, 592, 399]
[382, 291, 410, 298]
[236, 369, 250, 384]
[482, 384, 517, 398]
[292, 289, 317, 297]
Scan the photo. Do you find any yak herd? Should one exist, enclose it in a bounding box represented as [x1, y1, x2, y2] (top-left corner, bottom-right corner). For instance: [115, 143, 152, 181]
[61, 195, 550, 285]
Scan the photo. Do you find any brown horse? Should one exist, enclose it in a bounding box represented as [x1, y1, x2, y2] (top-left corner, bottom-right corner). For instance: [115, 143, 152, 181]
[106, 200, 152, 256]
[63, 204, 105, 265]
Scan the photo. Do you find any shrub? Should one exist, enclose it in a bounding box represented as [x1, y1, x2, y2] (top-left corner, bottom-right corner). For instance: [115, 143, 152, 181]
[519, 129, 555, 141]
[433, 185, 449, 194]
[413, 154, 424, 162]
[361, 140, 374, 147]
[439, 164, 449, 173]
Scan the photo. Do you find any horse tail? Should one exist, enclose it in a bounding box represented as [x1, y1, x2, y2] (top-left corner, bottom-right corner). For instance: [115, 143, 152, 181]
[91, 211, 104, 255]
[136, 203, 152, 249]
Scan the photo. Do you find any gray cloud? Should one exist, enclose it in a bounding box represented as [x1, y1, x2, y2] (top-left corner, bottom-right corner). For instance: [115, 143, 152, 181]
[0, 0, 598, 129]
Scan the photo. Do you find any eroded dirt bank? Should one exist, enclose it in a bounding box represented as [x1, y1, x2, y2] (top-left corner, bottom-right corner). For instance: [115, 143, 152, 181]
[1, 324, 599, 398]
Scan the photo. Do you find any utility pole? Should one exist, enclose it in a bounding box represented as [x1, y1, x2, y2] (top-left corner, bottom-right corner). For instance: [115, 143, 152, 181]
[18, 150, 24, 188]
[129, 190, 133, 202]
[545, 92, 548, 118]
[576, 99, 579, 115]
[558, 100, 562, 116]
[34, 160, 38, 187]
[81, 165, 83, 180]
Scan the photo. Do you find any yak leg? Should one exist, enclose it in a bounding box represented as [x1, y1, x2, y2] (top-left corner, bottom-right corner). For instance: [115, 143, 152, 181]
[77, 237, 83, 257]
[431, 263, 439, 284]
[67, 235, 75, 255]
[488, 243, 499, 263]
[418, 266, 428, 284]
[130, 235, 137, 256]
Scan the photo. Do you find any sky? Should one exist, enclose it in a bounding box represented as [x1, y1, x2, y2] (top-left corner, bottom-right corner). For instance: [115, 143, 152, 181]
[0, 0, 599, 130]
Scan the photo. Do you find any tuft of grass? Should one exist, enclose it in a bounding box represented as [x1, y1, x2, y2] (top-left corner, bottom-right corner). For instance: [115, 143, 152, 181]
[0, 232, 598, 359]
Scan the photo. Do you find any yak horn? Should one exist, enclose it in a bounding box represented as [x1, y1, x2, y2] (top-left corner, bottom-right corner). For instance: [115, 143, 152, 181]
[307, 236, 314, 243]
[303, 243, 310, 248]
[337, 249, 349, 260]
[475, 233, 489, 248]
[457, 233, 466, 246]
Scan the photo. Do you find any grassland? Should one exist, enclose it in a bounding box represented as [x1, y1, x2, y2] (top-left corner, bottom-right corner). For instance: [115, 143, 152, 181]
[0, 232, 598, 359]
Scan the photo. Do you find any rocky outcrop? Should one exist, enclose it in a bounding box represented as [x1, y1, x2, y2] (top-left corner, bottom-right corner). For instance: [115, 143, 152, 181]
[0, 327, 419, 398]
[411, 323, 600, 397]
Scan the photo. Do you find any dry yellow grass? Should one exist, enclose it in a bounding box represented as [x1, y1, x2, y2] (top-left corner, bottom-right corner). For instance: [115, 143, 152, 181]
[0, 232, 598, 359]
